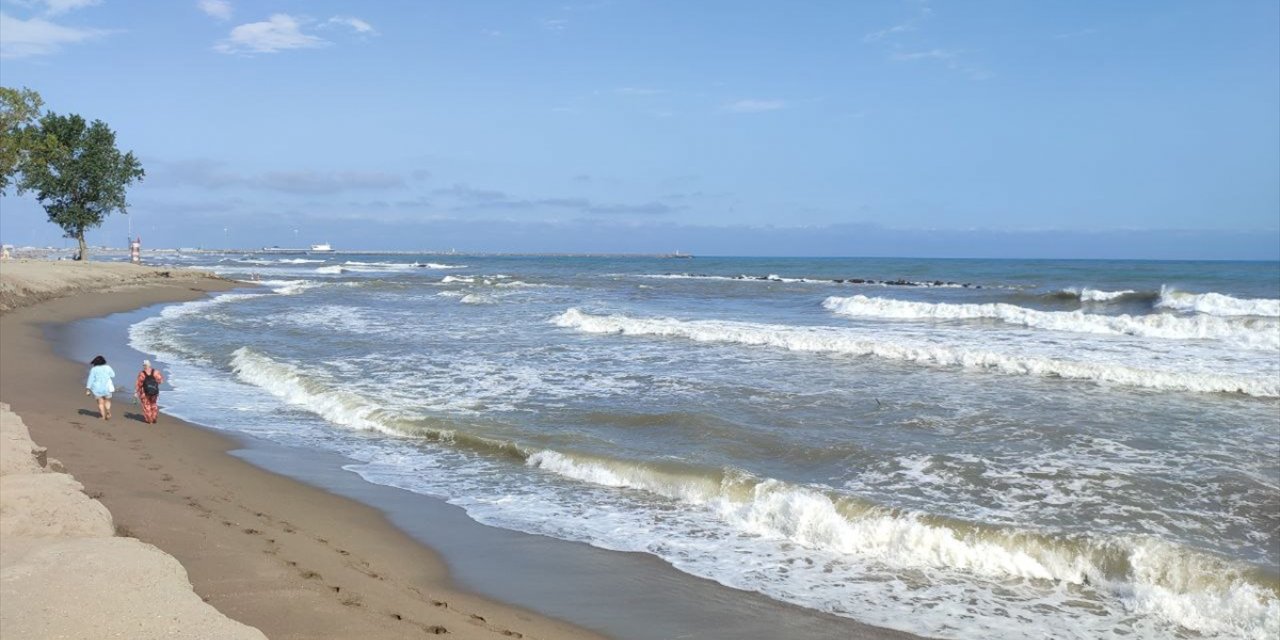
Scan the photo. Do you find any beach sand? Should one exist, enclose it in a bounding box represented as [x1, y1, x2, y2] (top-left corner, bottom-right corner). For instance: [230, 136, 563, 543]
[0, 261, 603, 640]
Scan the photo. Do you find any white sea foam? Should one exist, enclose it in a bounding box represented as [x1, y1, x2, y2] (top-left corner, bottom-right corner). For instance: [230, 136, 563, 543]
[229, 347, 402, 435]
[439, 274, 549, 288]
[822, 295, 1280, 350]
[273, 305, 379, 333]
[1062, 287, 1138, 302]
[552, 308, 1279, 396]
[276, 258, 325, 264]
[417, 262, 467, 269]
[257, 279, 321, 295]
[1157, 286, 1280, 317]
[315, 265, 344, 274]
[127, 292, 265, 360]
[525, 449, 1280, 640]
[338, 261, 420, 273]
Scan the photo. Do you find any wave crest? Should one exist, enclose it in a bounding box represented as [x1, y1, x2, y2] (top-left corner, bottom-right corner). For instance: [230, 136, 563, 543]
[526, 449, 1279, 639]
[552, 308, 1278, 396]
[1157, 286, 1280, 317]
[822, 295, 1279, 350]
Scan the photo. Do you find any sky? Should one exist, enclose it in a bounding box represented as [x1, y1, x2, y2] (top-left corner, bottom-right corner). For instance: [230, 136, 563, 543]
[0, 0, 1277, 259]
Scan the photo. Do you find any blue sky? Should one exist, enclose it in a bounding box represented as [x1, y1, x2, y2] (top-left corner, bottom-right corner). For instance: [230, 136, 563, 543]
[1, 0, 1277, 258]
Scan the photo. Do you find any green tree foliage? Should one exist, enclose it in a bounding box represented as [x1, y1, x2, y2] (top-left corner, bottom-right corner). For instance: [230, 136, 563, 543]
[0, 86, 44, 195]
[19, 113, 144, 261]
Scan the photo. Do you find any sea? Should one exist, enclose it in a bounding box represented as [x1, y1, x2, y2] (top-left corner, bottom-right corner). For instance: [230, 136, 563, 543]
[126, 253, 1278, 640]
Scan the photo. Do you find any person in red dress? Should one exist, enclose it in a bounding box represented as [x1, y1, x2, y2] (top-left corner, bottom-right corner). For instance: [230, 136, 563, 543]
[135, 360, 165, 424]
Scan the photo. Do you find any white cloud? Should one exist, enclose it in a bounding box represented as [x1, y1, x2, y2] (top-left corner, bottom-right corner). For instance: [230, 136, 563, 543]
[197, 0, 232, 21]
[724, 99, 788, 113]
[37, 0, 99, 16]
[326, 16, 376, 35]
[541, 18, 568, 31]
[863, 4, 932, 42]
[890, 48, 991, 80]
[863, 22, 915, 43]
[0, 11, 105, 58]
[891, 48, 959, 61]
[615, 87, 665, 96]
[1054, 27, 1099, 40]
[214, 14, 326, 54]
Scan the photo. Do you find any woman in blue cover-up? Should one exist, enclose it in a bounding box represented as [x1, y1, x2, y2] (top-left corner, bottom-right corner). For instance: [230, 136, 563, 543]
[85, 355, 116, 420]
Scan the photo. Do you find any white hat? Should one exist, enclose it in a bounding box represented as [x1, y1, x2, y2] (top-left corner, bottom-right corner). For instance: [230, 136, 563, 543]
[142, 359, 151, 367]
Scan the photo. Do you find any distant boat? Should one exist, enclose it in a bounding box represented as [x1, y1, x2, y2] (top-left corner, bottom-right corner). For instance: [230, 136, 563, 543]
[261, 246, 307, 254]
[309, 243, 335, 253]
[664, 251, 694, 259]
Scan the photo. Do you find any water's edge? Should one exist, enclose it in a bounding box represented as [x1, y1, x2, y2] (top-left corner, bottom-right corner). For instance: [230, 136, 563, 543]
[45, 301, 903, 640]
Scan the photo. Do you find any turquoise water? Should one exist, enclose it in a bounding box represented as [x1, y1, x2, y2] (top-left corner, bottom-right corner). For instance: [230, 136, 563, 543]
[132, 254, 1279, 639]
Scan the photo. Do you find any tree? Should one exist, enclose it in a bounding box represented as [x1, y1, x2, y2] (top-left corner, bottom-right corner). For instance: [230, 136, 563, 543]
[0, 86, 44, 195]
[19, 113, 144, 261]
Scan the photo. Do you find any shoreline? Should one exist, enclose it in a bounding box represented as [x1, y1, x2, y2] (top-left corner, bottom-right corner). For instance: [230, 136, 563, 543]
[0, 262, 920, 640]
[0, 273, 605, 640]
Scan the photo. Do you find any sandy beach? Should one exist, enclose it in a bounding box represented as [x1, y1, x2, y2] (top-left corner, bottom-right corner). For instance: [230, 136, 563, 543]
[0, 261, 604, 640]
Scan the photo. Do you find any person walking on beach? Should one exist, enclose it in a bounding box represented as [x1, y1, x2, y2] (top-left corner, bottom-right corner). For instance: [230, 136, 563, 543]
[135, 360, 164, 424]
[85, 355, 116, 420]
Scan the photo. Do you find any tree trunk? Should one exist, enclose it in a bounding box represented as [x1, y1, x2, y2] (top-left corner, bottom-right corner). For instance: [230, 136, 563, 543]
[76, 227, 87, 261]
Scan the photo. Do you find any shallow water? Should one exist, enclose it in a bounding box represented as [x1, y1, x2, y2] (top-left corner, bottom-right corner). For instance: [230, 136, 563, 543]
[129, 254, 1280, 639]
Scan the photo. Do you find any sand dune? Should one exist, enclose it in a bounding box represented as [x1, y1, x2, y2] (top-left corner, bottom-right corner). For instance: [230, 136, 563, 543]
[0, 403, 267, 639]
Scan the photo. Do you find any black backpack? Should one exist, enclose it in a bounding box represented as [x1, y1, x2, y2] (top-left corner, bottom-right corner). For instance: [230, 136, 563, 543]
[142, 371, 160, 398]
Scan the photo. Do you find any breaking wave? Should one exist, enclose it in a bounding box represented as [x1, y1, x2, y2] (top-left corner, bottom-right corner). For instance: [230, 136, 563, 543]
[1055, 287, 1156, 303]
[822, 295, 1280, 350]
[524, 450, 1279, 639]
[227, 347, 525, 457]
[552, 309, 1278, 396]
[1157, 286, 1280, 317]
[196, 345, 1280, 639]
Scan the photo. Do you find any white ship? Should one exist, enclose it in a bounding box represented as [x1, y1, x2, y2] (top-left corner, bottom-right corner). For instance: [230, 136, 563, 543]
[309, 243, 335, 253]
